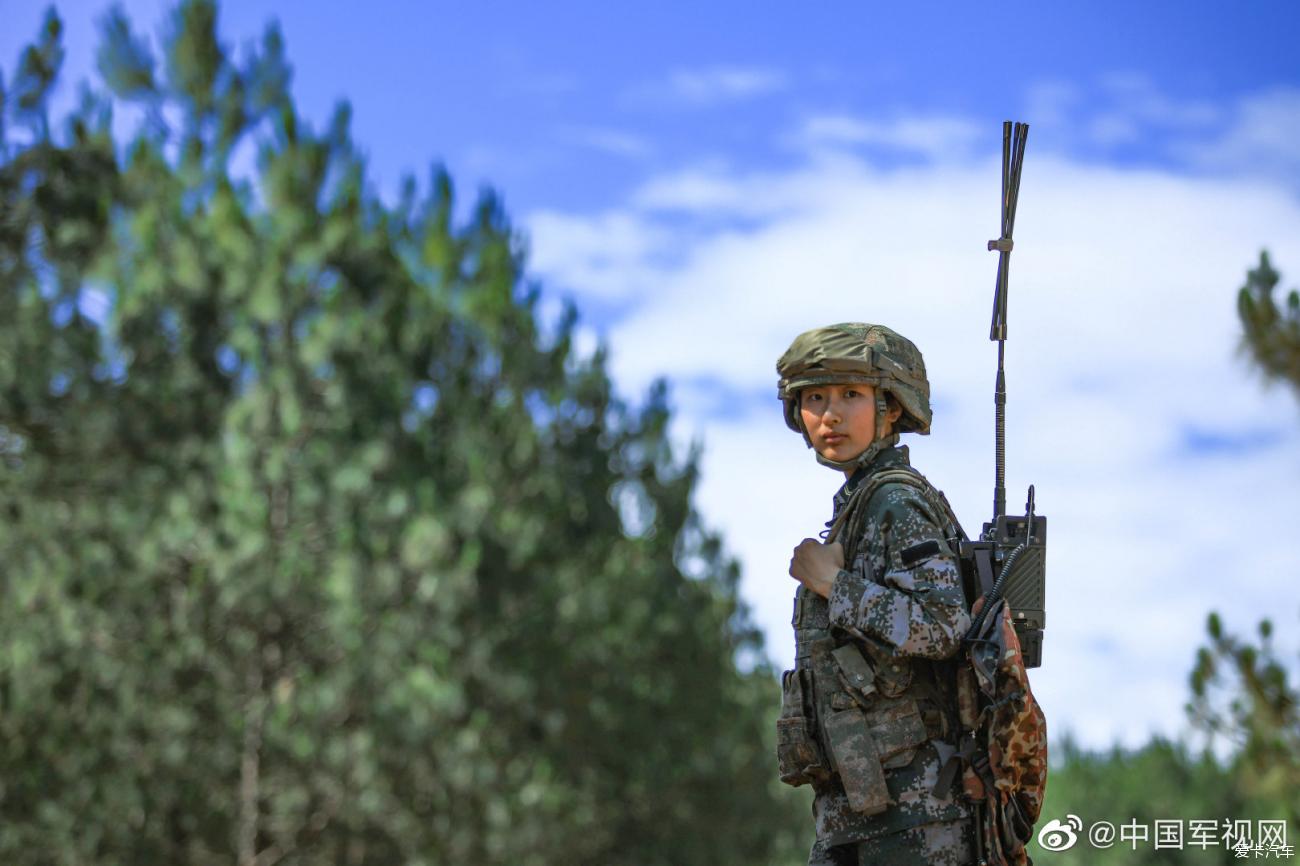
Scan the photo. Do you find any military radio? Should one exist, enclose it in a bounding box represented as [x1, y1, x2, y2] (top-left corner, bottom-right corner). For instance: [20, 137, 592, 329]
[959, 121, 1047, 668]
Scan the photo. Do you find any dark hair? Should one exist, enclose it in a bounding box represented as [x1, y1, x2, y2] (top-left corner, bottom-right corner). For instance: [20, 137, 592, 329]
[883, 393, 902, 434]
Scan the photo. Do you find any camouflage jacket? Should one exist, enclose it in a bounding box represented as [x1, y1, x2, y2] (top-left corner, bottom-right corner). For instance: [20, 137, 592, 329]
[789, 444, 973, 847]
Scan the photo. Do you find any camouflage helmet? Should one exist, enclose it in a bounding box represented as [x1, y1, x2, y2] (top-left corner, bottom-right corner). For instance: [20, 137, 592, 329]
[776, 322, 932, 437]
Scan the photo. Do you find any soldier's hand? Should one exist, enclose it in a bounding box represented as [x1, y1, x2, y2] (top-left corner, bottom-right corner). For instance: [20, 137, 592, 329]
[788, 539, 845, 599]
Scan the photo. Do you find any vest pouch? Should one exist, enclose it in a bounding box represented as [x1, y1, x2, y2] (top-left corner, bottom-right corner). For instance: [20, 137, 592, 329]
[831, 643, 877, 705]
[863, 642, 914, 697]
[822, 708, 890, 815]
[777, 669, 828, 787]
[862, 695, 928, 770]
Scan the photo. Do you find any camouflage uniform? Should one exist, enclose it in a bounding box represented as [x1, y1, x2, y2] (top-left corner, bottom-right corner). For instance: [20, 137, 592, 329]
[776, 324, 976, 866]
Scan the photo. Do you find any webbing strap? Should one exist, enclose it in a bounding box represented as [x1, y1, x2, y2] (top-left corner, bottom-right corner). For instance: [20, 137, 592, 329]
[974, 547, 996, 598]
[827, 467, 967, 564]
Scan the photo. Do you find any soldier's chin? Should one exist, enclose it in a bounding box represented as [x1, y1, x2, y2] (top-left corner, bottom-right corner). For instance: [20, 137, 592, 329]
[819, 444, 867, 463]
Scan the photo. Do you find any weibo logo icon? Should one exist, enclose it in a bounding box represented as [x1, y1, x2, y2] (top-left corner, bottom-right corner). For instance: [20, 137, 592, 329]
[1037, 814, 1083, 851]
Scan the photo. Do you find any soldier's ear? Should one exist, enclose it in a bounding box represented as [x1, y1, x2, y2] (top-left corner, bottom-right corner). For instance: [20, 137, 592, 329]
[885, 395, 903, 426]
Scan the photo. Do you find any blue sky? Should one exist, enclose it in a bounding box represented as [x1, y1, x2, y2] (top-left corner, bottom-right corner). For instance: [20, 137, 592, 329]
[6, 0, 1300, 751]
[8, 0, 1300, 214]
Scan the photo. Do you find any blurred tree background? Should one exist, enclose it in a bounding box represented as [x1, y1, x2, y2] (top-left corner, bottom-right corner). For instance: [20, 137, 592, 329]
[1026, 254, 1300, 863]
[1188, 252, 1300, 821]
[0, 3, 808, 863]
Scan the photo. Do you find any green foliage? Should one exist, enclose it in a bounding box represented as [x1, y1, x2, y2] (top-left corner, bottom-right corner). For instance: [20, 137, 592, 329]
[1076, 250, 1300, 864]
[10, 8, 63, 139]
[0, 3, 804, 863]
[1181, 250, 1300, 832]
[1032, 735, 1289, 865]
[96, 6, 156, 100]
[1237, 250, 1300, 395]
[1190, 613, 1300, 824]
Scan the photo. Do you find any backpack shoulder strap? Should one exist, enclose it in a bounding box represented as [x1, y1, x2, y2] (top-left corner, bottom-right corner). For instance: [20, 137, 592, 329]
[827, 467, 967, 548]
[826, 467, 969, 574]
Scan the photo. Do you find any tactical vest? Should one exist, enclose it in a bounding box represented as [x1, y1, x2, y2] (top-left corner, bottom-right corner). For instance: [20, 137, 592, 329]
[777, 467, 970, 844]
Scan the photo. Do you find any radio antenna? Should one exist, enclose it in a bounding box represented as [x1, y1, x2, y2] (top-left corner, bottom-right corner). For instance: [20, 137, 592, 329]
[988, 120, 1028, 521]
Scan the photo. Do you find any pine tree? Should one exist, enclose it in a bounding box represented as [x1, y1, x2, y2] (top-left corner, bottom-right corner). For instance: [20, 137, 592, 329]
[0, 4, 806, 863]
[1237, 251, 1300, 395]
[1186, 251, 1300, 830]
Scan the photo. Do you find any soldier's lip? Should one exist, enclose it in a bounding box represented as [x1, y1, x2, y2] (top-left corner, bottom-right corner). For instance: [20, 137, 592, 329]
[823, 433, 847, 444]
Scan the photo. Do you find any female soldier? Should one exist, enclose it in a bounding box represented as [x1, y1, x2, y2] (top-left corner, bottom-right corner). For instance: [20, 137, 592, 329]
[775, 323, 976, 866]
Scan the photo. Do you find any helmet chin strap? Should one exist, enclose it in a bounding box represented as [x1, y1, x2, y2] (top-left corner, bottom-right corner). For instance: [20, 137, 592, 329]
[811, 391, 899, 473]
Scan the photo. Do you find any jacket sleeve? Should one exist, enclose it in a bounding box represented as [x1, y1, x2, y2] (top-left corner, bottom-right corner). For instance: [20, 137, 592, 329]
[826, 484, 971, 659]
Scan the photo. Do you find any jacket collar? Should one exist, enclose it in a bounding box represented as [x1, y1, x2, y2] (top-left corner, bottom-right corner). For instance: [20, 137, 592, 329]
[832, 444, 911, 517]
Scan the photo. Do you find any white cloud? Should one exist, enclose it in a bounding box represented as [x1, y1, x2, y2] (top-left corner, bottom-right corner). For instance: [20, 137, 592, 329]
[524, 107, 1300, 751]
[1023, 76, 1300, 194]
[1025, 80, 1082, 134]
[1078, 73, 1223, 154]
[1180, 86, 1300, 181]
[632, 161, 752, 212]
[526, 210, 679, 303]
[794, 114, 984, 162]
[1087, 113, 1141, 147]
[631, 65, 787, 107]
[628, 152, 878, 217]
[557, 126, 654, 159]
[1097, 72, 1222, 129]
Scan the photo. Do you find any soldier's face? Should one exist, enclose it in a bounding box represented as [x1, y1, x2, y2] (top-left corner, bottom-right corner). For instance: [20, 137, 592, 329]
[799, 384, 878, 463]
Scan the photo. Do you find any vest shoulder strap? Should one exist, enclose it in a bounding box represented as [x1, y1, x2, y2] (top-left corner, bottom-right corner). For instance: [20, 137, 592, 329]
[827, 467, 968, 555]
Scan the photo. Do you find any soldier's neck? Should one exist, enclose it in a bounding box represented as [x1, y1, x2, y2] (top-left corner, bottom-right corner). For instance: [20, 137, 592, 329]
[841, 426, 896, 479]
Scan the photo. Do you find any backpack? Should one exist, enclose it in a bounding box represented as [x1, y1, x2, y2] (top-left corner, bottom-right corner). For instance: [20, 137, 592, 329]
[952, 594, 1048, 865]
[830, 467, 1048, 866]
